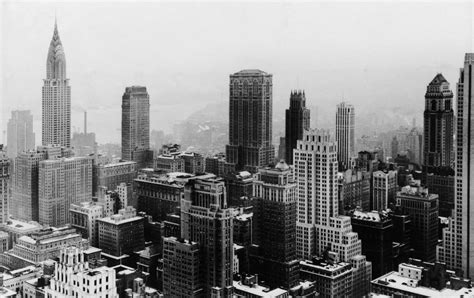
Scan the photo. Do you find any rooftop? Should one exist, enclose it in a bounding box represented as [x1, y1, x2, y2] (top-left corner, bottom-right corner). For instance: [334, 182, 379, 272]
[233, 69, 268, 75]
[233, 280, 287, 296]
[372, 271, 474, 297]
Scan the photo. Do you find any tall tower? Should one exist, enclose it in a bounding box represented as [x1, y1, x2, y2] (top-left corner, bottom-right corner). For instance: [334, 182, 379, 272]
[423, 73, 454, 170]
[336, 102, 355, 170]
[0, 148, 10, 224]
[180, 177, 234, 296]
[7, 110, 35, 159]
[294, 129, 372, 296]
[226, 70, 274, 173]
[437, 53, 474, 278]
[121, 86, 152, 169]
[285, 91, 310, 164]
[42, 20, 71, 148]
[250, 161, 300, 288]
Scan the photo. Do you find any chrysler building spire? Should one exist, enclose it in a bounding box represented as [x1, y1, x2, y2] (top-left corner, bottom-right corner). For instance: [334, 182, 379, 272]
[46, 19, 66, 80]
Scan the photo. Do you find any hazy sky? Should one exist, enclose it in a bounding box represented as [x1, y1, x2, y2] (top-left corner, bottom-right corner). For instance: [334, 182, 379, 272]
[1, 1, 473, 144]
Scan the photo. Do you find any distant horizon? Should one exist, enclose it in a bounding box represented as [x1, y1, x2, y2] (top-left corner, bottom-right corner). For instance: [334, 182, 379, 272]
[1, 1, 472, 144]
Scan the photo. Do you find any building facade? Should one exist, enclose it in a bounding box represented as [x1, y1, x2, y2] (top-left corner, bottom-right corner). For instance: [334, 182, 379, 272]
[42, 21, 71, 148]
[250, 162, 300, 289]
[38, 156, 93, 227]
[372, 170, 398, 211]
[336, 102, 355, 170]
[180, 177, 234, 296]
[121, 86, 153, 169]
[70, 201, 104, 247]
[6, 110, 35, 159]
[93, 160, 137, 195]
[225, 69, 275, 173]
[285, 90, 310, 164]
[437, 54, 474, 278]
[0, 149, 10, 224]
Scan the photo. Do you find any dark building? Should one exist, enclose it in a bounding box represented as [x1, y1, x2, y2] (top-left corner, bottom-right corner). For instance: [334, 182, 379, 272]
[135, 173, 184, 222]
[423, 73, 454, 171]
[233, 208, 253, 274]
[396, 185, 438, 263]
[121, 86, 154, 169]
[250, 162, 300, 289]
[225, 69, 275, 173]
[284, 91, 310, 164]
[390, 210, 413, 268]
[180, 177, 234, 296]
[351, 210, 393, 278]
[426, 169, 455, 217]
[338, 169, 370, 214]
[225, 171, 254, 207]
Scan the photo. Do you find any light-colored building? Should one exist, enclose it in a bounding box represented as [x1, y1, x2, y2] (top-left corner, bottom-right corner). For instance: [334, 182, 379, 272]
[293, 129, 372, 297]
[0, 266, 41, 295]
[44, 246, 118, 297]
[233, 274, 289, 298]
[6, 110, 35, 159]
[38, 156, 93, 227]
[336, 102, 355, 170]
[154, 153, 185, 173]
[0, 150, 10, 225]
[1, 227, 86, 269]
[0, 219, 42, 250]
[70, 201, 104, 247]
[42, 20, 71, 148]
[162, 236, 203, 297]
[372, 263, 474, 298]
[372, 170, 398, 211]
[116, 182, 132, 209]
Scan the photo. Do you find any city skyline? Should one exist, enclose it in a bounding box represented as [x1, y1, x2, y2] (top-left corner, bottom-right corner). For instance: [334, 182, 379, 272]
[1, 2, 472, 144]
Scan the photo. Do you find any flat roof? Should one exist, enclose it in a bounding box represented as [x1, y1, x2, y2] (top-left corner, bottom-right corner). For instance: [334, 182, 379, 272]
[372, 271, 474, 297]
[233, 281, 287, 296]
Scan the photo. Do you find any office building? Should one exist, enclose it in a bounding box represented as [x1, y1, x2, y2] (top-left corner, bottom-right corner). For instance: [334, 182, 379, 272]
[225, 171, 254, 207]
[180, 177, 234, 296]
[285, 90, 310, 164]
[351, 210, 393, 278]
[336, 102, 355, 170]
[294, 129, 372, 296]
[70, 201, 104, 246]
[233, 274, 288, 298]
[44, 246, 118, 297]
[180, 151, 205, 174]
[42, 21, 71, 148]
[397, 185, 438, 263]
[97, 207, 145, 259]
[0, 149, 10, 224]
[121, 86, 153, 169]
[1, 227, 86, 269]
[250, 161, 300, 289]
[225, 69, 275, 173]
[38, 156, 93, 227]
[426, 171, 454, 217]
[406, 128, 423, 165]
[300, 257, 353, 298]
[6, 110, 35, 159]
[162, 237, 203, 297]
[204, 154, 226, 177]
[423, 73, 454, 170]
[371, 262, 472, 297]
[372, 170, 398, 211]
[93, 160, 137, 195]
[338, 169, 370, 214]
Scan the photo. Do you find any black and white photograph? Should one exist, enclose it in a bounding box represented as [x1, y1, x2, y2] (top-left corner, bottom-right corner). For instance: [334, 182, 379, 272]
[0, 0, 473, 297]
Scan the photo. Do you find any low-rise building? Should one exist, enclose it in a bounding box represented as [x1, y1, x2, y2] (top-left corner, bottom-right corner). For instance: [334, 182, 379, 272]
[233, 274, 289, 298]
[70, 201, 104, 246]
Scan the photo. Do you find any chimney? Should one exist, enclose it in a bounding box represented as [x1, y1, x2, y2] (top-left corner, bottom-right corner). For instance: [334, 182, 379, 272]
[84, 111, 87, 134]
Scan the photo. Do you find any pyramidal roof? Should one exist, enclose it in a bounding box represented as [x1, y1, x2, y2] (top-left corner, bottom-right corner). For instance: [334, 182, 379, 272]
[46, 19, 66, 80]
[429, 73, 448, 86]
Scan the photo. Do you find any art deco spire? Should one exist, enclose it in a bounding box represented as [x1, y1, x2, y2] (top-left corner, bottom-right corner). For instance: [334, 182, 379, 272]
[46, 19, 66, 80]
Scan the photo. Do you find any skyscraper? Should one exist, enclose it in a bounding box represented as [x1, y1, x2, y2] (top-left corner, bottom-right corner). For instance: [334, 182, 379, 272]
[285, 90, 310, 164]
[250, 161, 300, 289]
[0, 147, 10, 224]
[336, 102, 355, 170]
[6, 110, 35, 159]
[38, 156, 93, 227]
[226, 70, 274, 173]
[423, 73, 454, 170]
[437, 53, 474, 278]
[180, 177, 234, 296]
[121, 86, 153, 169]
[294, 129, 372, 296]
[42, 20, 71, 148]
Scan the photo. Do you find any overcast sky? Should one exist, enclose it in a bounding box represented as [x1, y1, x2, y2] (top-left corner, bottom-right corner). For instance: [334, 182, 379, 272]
[1, 1, 473, 144]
